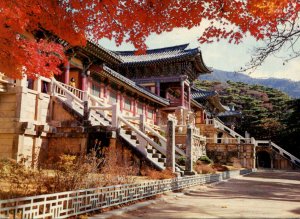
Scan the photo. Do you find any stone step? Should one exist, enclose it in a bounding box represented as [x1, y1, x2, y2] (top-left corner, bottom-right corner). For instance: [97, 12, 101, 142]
[130, 135, 137, 140]
[158, 157, 166, 163]
[152, 153, 161, 158]
[147, 148, 156, 154]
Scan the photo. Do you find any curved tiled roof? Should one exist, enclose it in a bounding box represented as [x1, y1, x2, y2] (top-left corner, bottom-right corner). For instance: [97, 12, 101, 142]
[218, 110, 242, 117]
[114, 44, 211, 74]
[84, 41, 123, 64]
[191, 87, 228, 112]
[101, 65, 170, 106]
[191, 87, 217, 100]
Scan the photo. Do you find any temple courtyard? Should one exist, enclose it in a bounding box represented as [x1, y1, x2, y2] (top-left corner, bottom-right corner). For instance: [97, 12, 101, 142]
[98, 170, 300, 218]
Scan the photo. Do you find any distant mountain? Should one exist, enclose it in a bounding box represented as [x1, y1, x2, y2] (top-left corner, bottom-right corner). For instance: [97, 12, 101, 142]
[200, 69, 300, 98]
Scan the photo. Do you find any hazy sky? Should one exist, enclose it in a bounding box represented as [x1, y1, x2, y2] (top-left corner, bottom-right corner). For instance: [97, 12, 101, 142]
[99, 26, 300, 81]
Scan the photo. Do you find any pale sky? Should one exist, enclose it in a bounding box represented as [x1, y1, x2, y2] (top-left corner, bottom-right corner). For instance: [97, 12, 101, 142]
[99, 27, 300, 81]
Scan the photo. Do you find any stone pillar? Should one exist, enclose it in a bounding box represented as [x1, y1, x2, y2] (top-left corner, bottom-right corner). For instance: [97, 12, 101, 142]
[251, 137, 256, 169]
[83, 98, 90, 126]
[185, 126, 194, 174]
[166, 120, 175, 172]
[64, 61, 70, 84]
[112, 103, 120, 128]
[139, 114, 145, 132]
[33, 77, 42, 92]
[180, 80, 185, 107]
[16, 74, 27, 87]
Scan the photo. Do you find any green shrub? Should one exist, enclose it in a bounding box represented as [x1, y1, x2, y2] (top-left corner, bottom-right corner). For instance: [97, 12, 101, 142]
[177, 156, 186, 166]
[198, 155, 213, 164]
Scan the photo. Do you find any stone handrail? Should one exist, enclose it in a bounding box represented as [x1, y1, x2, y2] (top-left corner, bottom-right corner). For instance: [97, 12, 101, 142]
[193, 133, 206, 142]
[58, 81, 85, 100]
[119, 115, 167, 156]
[206, 118, 245, 140]
[87, 93, 107, 107]
[256, 140, 300, 167]
[206, 137, 252, 144]
[52, 79, 84, 104]
[144, 123, 186, 157]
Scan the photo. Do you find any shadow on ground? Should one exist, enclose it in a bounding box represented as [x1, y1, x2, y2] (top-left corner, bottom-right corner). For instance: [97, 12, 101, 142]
[184, 171, 300, 203]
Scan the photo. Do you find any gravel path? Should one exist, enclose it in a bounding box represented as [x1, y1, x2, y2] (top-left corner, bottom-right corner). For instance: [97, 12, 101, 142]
[111, 170, 300, 218]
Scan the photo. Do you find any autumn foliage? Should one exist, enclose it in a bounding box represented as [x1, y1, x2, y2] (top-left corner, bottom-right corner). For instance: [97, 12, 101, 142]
[1, 0, 299, 79]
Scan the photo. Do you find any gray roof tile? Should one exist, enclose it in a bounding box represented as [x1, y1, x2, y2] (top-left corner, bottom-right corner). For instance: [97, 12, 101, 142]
[102, 65, 170, 105]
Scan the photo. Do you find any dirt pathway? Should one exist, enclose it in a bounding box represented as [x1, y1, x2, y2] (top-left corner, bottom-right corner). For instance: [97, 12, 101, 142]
[111, 170, 300, 218]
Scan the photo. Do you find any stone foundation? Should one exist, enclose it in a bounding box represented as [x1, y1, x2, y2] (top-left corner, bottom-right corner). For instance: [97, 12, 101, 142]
[206, 143, 255, 169]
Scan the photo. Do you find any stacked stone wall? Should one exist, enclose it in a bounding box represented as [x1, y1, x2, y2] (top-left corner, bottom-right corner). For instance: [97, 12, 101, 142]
[206, 143, 254, 169]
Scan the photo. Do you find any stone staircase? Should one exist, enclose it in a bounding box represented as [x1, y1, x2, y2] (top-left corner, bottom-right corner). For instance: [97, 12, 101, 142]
[51, 79, 185, 174]
[208, 118, 300, 168]
[256, 140, 300, 168]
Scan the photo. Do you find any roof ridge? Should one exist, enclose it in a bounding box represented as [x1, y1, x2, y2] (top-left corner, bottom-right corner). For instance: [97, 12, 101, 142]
[114, 44, 190, 56]
[191, 86, 217, 94]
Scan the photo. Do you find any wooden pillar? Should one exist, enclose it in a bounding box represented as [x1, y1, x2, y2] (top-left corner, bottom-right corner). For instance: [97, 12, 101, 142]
[118, 91, 123, 112]
[81, 75, 87, 91]
[166, 120, 175, 172]
[64, 61, 70, 84]
[156, 82, 160, 96]
[144, 104, 147, 122]
[187, 84, 191, 110]
[180, 80, 185, 107]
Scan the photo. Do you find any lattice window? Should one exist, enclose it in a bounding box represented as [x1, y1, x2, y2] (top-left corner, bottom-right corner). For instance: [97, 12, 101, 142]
[124, 98, 131, 111]
[137, 103, 143, 115]
[91, 83, 100, 97]
[109, 91, 117, 103]
[147, 108, 154, 119]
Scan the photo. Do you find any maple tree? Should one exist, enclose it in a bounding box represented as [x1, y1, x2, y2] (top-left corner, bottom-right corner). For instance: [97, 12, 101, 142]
[0, 0, 299, 79]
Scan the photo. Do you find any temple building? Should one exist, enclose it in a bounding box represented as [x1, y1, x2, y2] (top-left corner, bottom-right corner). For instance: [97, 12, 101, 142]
[0, 39, 298, 173]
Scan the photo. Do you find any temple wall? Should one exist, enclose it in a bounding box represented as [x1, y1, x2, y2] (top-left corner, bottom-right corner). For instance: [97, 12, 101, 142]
[0, 84, 89, 166]
[256, 147, 296, 170]
[198, 124, 239, 144]
[0, 87, 51, 163]
[206, 143, 255, 169]
[46, 97, 87, 161]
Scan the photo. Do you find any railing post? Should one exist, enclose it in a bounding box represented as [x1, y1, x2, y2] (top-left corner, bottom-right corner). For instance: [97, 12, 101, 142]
[49, 78, 54, 95]
[185, 125, 195, 175]
[112, 103, 120, 128]
[33, 77, 42, 92]
[16, 74, 27, 87]
[166, 119, 175, 173]
[213, 134, 217, 144]
[139, 114, 145, 132]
